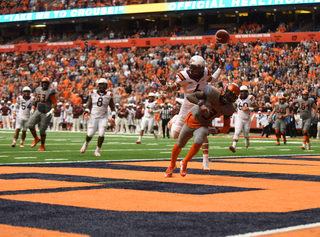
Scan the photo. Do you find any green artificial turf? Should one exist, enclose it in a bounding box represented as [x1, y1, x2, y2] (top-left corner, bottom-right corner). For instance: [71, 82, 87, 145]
[1, 130, 319, 165]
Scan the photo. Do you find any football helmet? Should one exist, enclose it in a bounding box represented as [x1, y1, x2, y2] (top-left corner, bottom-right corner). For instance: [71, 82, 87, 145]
[148, 92, 156, 102]
[279, 96, 285, 104]
[98, 78, 108, 92]
[189, 55, 205, 79]
[41, 77, 50, 90]
[302, 89, 309, 100]
[220, 83, 240, 104]
[23, 86, 31, 92]
[22, 86, 31, 98]
[240, 85, 248, 100]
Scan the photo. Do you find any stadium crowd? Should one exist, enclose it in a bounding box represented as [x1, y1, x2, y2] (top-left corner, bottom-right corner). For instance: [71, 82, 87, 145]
[0, 37, 320, 135]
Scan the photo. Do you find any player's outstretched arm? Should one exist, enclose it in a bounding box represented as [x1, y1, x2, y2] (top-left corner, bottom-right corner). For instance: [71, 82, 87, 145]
[208, 58, 225, 83]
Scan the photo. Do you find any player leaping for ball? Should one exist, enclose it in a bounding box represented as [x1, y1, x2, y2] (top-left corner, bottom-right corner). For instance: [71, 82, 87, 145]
[159, 55, 225, 172]
[164, 83, 240, 178]
[80, 78, 116, 156]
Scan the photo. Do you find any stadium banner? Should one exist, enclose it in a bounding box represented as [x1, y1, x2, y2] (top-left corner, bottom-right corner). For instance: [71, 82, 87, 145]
[213, 112, 302, 130]
[1, 32, 320, 52]
[0, 0, 320, 23]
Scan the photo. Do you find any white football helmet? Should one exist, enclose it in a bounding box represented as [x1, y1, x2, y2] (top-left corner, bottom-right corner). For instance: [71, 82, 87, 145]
[189, 55, 205, 78]
[57, 102, 63, 106]
[98, 78, 108, 84]
[148, 92, 156, 97]
[22, 86, 31, 92]
[240, 85, 248, 91]
[190, 55, 205, 67]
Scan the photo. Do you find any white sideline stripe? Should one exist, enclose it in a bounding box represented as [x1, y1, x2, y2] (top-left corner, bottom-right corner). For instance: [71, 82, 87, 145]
[0, 154, 316, 166]
[14, 157, 37, 159]
[0, 156, 8, 157]
[160, 152, 172, 153]
[45, 159, 68, 161]
[279, 149, 291, 151]
[226, 222, 320, 237]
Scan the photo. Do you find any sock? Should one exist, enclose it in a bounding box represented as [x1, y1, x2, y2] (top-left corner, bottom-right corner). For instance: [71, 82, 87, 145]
[96, 146, 100, 152]
[20, 140, 24, 143]
[170, 143, 182, 167]
[138, 136, 142, 141]
[232, 140, 237, 148]
[40, 135, 46, 145]
[303, 136, 307, 144]
[13, 139, 16, 143]
[182, 143, 201, 164]
[203, 153, 209, 161]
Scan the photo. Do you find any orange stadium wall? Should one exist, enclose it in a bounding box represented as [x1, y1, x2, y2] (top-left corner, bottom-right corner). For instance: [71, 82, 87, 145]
[0, 32, 319, 52]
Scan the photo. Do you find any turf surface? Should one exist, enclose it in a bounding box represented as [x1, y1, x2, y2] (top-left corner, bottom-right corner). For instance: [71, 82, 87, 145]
[1, 130, 320, 236]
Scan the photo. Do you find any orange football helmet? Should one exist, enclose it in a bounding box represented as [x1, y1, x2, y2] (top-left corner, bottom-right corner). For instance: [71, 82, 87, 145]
[41, 77, 50, 90]
[221, 83, 240, 104]
[279, 96, 286, 104]
[302, 90, 309, 100]
[42, 77, 50, 83]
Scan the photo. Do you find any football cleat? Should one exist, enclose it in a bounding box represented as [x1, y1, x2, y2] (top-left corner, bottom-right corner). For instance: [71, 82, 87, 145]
[164, 165, 177, 178]
[94, 151, 101, 157]
[301, 144, 306, 150]
[229, 145, 236, 153]
[38, 145, 46, 151]
[30, 137, 41, 148]
[135, 141, 141, 144]
[154, 133, 158, 140]
[307, 143, 311, 150]
[180, 161, 187, 177]
[80, 142, 88, 153]
[275, 142, 280, 146]
[12, 141, 16, 147]
[20, 143, 24, 148]
[203, 158, 210, 172]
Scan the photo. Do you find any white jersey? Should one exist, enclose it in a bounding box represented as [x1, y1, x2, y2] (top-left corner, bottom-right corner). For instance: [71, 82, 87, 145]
[16, 95, 35, 120]
[128, 108, 136, 121]
[235, 95, 256, 120]
[91, 89, 113, 119]
[65, 106, 73, 117]
[143, 100, 158, 118]
[175, 68, 212, 98]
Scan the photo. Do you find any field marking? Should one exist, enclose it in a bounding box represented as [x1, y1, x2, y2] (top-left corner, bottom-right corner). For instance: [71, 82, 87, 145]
[14, 157, 37, 159]
[160, 152, 173, 153]
[279, 149, 291, 151]
[226, 222, 320, 237]
[0, 154, 318, 166]
[0, 156, 9, 157]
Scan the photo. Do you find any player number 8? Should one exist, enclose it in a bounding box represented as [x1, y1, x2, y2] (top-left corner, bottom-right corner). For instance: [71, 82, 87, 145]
[97, 97, 103, 107]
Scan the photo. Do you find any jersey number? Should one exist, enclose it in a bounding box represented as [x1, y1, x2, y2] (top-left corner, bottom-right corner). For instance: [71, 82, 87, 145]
[239, 102, 249, 110]
[97, 97, 103, 107]
[37, 94, 46, 103]
[201, 107, 218, 120]
[21, 102, 32, 110]
[300, 102, 311, 111]
[193, 84, 201, 93]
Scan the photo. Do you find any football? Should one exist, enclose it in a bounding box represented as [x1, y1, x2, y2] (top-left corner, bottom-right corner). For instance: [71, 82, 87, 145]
[215, 29, 230, 43]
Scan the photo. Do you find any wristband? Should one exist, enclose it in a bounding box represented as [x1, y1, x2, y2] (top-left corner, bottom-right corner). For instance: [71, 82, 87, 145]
[249, 107, 254, 111]
[198, 101, 203, 107]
